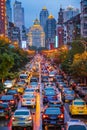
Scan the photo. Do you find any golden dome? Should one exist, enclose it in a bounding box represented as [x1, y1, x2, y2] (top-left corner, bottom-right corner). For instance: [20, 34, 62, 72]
[42, 6, 47, 10]
[48, 14, 54, 19]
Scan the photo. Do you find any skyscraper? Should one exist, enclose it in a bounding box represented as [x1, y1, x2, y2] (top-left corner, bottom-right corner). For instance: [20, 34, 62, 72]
[6, 0, 12, 22]
[13, 0, 25, 30]
[45, 14, 56, 49]
[40, 7, 49, 32]
[0, 0, 6, 35]
[58, 7, 64, 25]
[63, 6, 79, 22]
[27, 18, 45, 48]
[81, 0, 87, 38]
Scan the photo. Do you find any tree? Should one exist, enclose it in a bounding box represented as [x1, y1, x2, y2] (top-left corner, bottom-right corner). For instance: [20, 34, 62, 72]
[0, 53, 14, 82]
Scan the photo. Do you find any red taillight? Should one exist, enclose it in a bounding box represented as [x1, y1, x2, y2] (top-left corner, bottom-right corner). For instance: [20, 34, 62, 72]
[44, 96, 47, 98]
[5, 115, 9, 119]
[61, 107, 64, 113]
[43, 114, 49, 118]
[32, 99, 35, 102]
[58, 114, 64, 119]
[23, 99, 26, 102]
[10, 100, 14, 104]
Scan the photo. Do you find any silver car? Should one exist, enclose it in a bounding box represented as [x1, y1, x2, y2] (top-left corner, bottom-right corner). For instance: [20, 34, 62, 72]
[21, 94, 36, 108]
[12, 108, 33, 129]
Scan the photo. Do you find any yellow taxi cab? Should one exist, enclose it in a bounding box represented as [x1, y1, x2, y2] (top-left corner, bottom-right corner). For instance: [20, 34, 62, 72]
[69, 98, 87, 116]
[15, 81, 26, 94]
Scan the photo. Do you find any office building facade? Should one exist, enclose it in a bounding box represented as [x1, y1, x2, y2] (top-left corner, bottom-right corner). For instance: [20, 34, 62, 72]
[6, 0, 12, 22]
[13, 0, 25, 30]
[0, 0, 6, 35]
[45, 14, 56, 49]
[81, 0, 87, 38]
[40, 7, 49, 32]
[27, 18, 45, 48]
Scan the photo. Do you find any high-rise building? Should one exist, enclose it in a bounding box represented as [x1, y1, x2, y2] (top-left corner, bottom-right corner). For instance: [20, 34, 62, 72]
[58, 7, 64, 25]
[63, 5, 79, 22]
[6, 0, 12, 22]
[13, 0, 25, 30]
[27, 18, 45, 48]
[8, 22, 21, 47]
[57, 7, 64, 47]
[45, 14, 56, 49]
[40, 7, 49, 32]
[81, 0, 87, 38]
[0, 0, 6, 35]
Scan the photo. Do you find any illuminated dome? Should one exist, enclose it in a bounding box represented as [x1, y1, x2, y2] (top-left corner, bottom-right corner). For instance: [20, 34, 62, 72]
[42, 6, 47, 10]
[67, 5, 74, 10]
[48, 14, 54, 19]
[27, 18, 45, 48]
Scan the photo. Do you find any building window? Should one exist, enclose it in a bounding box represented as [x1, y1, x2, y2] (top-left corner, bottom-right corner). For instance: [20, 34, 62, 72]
[84, 23, 87, 29]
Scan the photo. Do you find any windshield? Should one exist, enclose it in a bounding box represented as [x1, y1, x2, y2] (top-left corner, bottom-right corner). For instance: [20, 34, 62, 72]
[15, 111, 29, 115]
[69, 125, 86, 130]
[45, 108, 60, 114]
[20, 74, 28, 79]
[74, 101, 85, 105]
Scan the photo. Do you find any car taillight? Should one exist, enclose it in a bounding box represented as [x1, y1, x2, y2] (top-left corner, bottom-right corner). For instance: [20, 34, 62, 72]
[0, 101, 3, 103]
[61, 107, 64, 113]
[43, 114, 49, 118]
[10, 100, 14, 104]
[5, 108, 9, 111]
[23, 99, 26, 102]
[32, 99, 35, 102]
[12, 117, 15, 121]
[58, 114, 64, 119]
[28, 116, 32, 120]
[5, 115, 9, 119]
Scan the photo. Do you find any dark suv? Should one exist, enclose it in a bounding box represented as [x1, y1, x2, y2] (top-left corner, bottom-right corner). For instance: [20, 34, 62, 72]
[0, 95, 18, 110]
[42, 107, 64, 129]
[0, 102, 12, 119]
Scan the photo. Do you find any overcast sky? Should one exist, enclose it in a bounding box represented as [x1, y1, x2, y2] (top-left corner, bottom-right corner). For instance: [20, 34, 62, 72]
[11, 0, 81, 28]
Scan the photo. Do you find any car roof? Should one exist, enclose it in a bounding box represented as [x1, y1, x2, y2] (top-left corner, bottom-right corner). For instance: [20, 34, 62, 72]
[15, 108, 30, 112]
[73, 98, 85, 102]
[67, 120, 86, 126]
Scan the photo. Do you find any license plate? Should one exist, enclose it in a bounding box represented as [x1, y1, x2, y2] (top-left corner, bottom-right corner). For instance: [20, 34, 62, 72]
[18, 123, 25, 125]
[51, 121, 56, 124]
[19, 118, 25, 120]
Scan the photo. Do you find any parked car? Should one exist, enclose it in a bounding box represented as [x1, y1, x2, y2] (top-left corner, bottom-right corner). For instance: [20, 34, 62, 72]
[12, 108, 33, 129]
